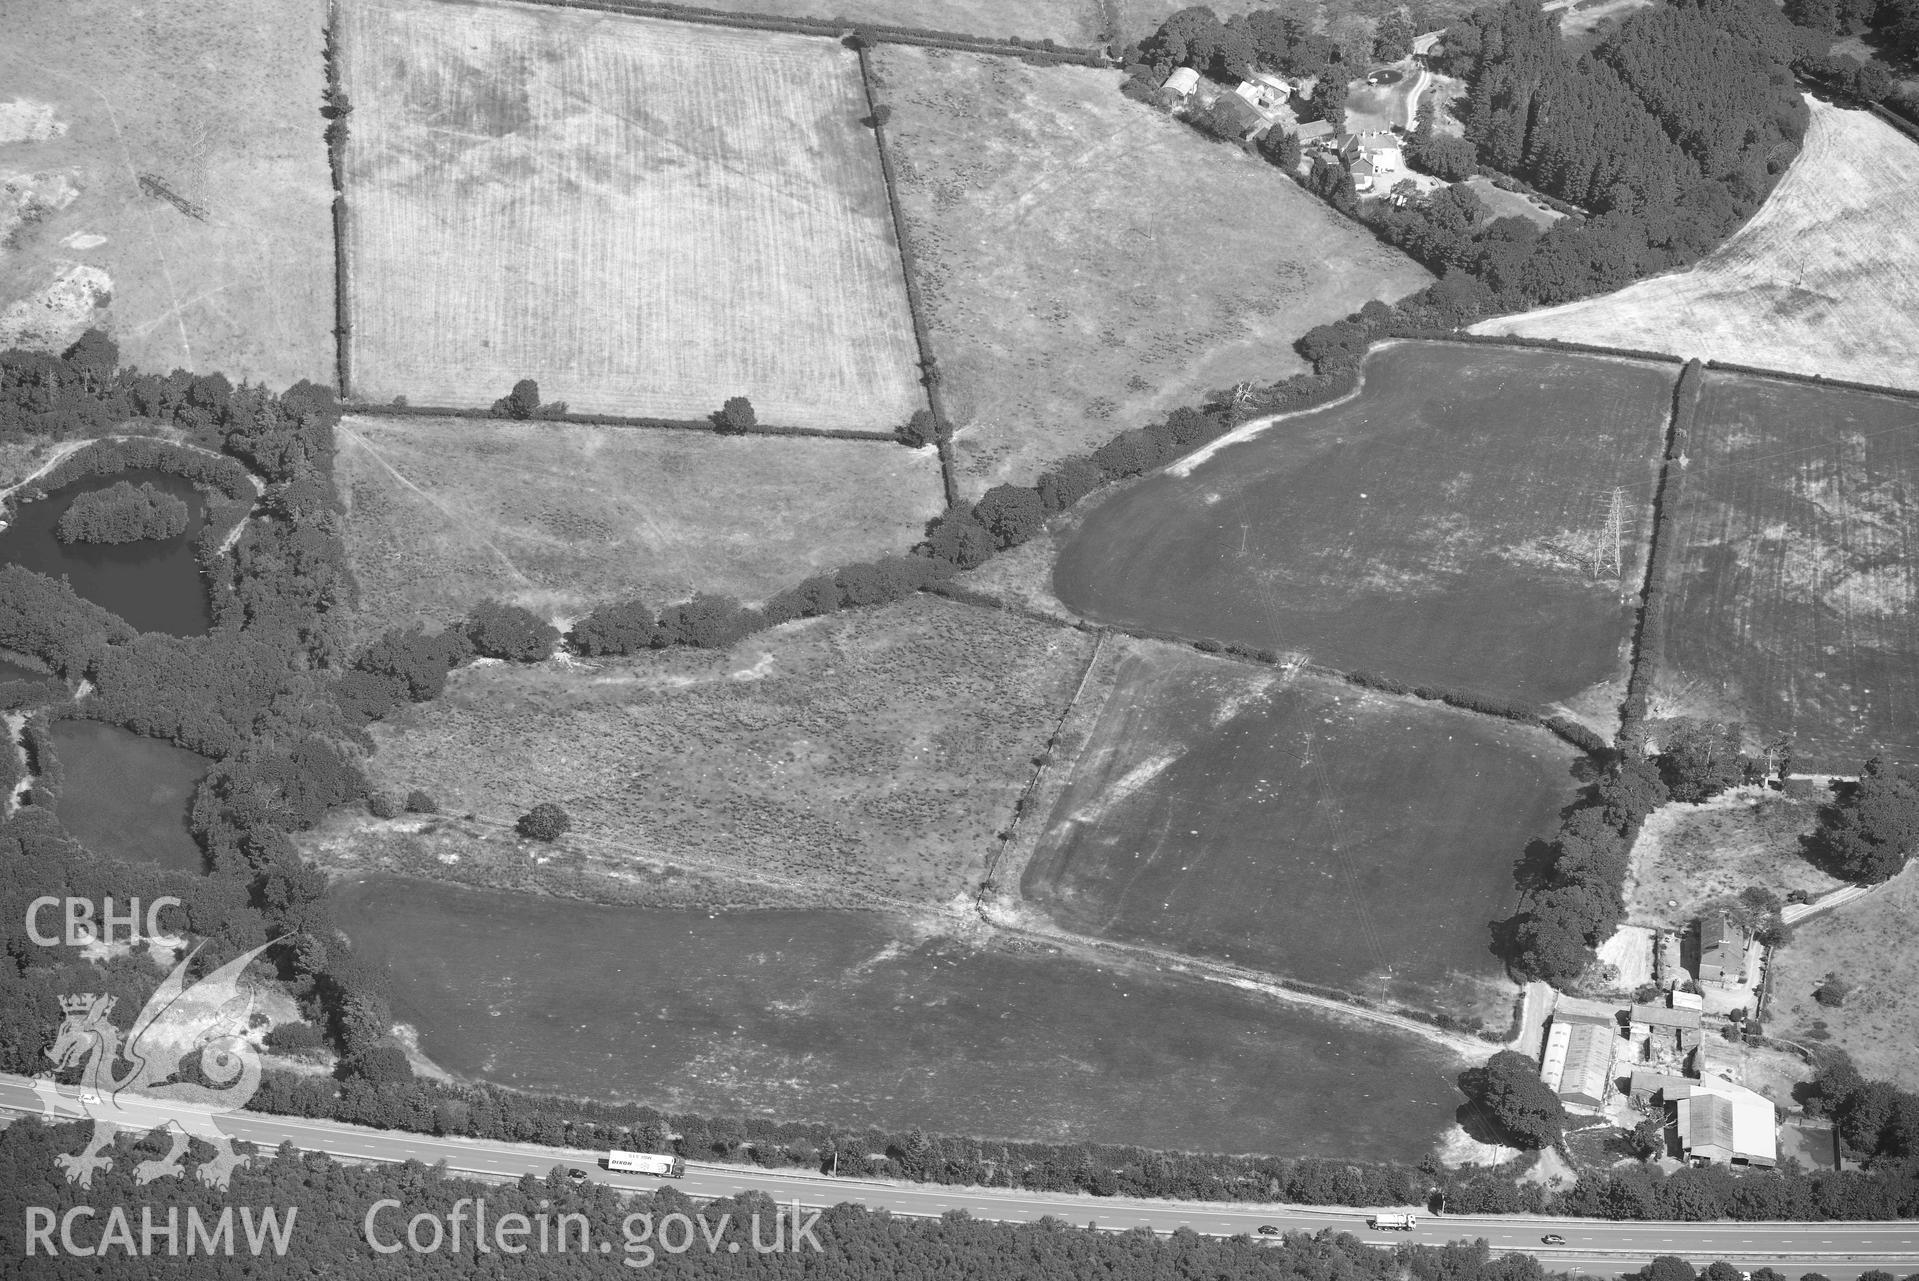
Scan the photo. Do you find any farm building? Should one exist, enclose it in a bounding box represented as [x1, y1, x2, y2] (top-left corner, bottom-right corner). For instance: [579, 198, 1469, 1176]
[1202, 92, 1270, 142]
[1538, 999, 1620, 1108]
[1629, 1068, 1694, 1107]
[1163, 67, 1201, 97]
[1675, 1080, 1777, 1167]
[1631, 995, 1703, 1063]
[1294, 119, 1335, 145]
[1699, 913, 1754, 986]
[1235, 74, 1291, 109]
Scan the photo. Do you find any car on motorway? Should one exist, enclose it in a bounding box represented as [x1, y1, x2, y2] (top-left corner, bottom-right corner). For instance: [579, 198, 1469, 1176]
[567, 1168, 589, 1181]
[1540, 1233, 1565, 1245]
[1257, 1225, 1279, 1236]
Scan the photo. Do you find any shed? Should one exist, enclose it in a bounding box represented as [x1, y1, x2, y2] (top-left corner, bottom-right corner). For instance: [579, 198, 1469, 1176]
[1163, 67, 1201, 97]
[1677, 1081, 1776, 1167]
[1629, 1069, 1693, 1107]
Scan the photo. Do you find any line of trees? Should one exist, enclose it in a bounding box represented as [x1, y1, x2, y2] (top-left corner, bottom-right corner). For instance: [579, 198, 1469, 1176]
[0, 1119, 1580, 1281]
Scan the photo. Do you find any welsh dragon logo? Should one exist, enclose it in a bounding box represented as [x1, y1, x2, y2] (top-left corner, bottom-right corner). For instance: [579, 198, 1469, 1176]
[34, 937, 282, 1191]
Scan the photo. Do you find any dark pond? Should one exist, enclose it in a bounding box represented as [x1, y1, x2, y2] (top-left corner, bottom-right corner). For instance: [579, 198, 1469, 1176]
[333, 875, 1468, 1162]
[1367, 69, 1404, 85]
[51, 720, 211, 873]
[0, 469, 211, 635]
[0, 655, 45, 682]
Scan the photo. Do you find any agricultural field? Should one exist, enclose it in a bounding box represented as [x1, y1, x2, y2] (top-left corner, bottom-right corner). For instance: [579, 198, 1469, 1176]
[1622, 788, 1841, 929]
[341, 0, 923, 428]
[1653, 372, 1919, 770]
[1051, 341, 1676, 707]
[1474, 101, 1919, 391]
[1021, 636, 1576, 1024]
[344, 593, 1097, 908]
[0, 0, 333, 388]
[334, 873, 1471, 1160]
[335, 414, 944, 641]
[1463, 176, 1563, 230]
[875, 46, 1432, 497]
[1769, 865, 1919, 1091]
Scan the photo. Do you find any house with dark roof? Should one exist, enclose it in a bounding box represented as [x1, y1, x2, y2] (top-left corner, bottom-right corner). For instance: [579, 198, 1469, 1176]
[1699, 913, 1753, 986]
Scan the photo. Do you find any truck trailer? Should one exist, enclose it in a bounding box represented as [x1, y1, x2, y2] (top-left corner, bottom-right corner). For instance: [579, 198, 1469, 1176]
[1367, 1213, 1417, 1231]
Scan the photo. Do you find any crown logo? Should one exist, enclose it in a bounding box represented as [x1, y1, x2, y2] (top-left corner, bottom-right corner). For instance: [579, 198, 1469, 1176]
[59, 994, 103, 1016]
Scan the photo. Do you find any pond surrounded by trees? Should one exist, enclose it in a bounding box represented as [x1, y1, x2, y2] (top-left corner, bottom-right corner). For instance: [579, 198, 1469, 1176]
[0, 469, 211, 635]
[49, 720, 210, 872]
[333, 874, 1468, 1162]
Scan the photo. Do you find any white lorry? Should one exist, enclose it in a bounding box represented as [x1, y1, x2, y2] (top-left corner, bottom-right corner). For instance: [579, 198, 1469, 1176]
[1367, 1213, 1417, 1231]
[605, 1151, 685, 1177]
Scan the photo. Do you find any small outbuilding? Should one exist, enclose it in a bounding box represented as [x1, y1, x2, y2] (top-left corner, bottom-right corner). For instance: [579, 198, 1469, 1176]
[1162, 67, 1201, 98]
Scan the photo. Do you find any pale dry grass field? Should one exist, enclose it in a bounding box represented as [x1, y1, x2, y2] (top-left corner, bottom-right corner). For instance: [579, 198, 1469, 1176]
[342, 0, 923, 427]
[1474, 101, 1919, 390]
[1769, 865, 1919, 1090]
[877, 46, 1432, 496]
[336, 413, 945, 641]
[1622, 789, 1841, 929]
[353, 593, 1097, 907]
[0, 0, 333, 387]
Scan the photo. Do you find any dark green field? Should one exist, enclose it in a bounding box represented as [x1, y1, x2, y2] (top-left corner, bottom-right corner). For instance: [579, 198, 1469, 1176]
[1659, 373, 1919, 770]
[50, 720, 210, 873]
[1052, 342, 1676, 706]
[1024, 641, 1579, 1023]
[333, 875, 1468, 1162]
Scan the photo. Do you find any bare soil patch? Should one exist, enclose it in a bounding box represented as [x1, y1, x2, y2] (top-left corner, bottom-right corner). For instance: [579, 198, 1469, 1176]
[344, 594, 1097, 908]
[876, 46, 1431, 496]
[342, 0, 923, 427]
[0, 0, 333, 387]
[336, 413, 944, 641]
[1474, 101, 1919, 390]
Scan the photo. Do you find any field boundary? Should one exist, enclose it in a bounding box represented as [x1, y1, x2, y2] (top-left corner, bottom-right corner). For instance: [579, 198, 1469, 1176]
[1618, 358, 1703, 737]
[498, 0, 1109, 65]
[1702, 357, 1919, 404]
[1869, 100, 1919, 146]
[854, 45, 959, 508]
[1401, 331, 1686, 366]
[324, 0, 352, 399]
[340, 401, 901, 443]
[931, 582, 1608, 755]
[974, 629, 1110, 914]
